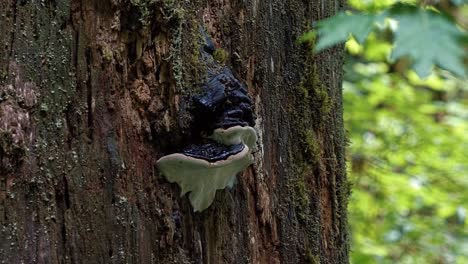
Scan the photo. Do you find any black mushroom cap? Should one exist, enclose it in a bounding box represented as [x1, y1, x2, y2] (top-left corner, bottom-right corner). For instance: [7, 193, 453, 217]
[213, 119, 250, 130]
[182, 141, 245, 162]
[193, 67, 255, 130]
[228, 90, 252, 105]
[194, 80, 227, 111]
[201, 28, 216, 55]
[203, 35, 216, 55]
[223, 108, 244, 118]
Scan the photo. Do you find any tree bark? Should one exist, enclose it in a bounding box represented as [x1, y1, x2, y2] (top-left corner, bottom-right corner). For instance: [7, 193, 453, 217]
[0, 0, 348, 263]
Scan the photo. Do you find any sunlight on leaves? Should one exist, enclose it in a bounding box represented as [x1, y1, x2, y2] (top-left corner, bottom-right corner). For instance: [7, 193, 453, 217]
[306, 3, 467, 78]
[389, 5, 466, 77]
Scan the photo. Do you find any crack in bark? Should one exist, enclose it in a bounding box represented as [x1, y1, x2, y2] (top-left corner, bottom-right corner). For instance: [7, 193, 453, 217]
[85, 48, 93, 141]
[6, 0, 18, 75]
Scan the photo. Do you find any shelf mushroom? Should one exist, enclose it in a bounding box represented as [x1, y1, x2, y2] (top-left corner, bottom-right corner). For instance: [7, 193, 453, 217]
[157, 126, 256, 212]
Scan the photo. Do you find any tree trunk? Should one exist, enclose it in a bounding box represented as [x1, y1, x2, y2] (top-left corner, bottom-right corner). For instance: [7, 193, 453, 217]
[0, 0, 348, 263]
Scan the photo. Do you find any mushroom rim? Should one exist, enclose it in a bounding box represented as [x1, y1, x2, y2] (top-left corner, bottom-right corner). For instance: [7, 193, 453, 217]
[156, 146, 250, 169]
[209, 125, 257, 150]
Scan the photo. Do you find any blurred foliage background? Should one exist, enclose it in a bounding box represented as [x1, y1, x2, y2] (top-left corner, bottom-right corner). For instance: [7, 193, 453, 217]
[306, 0, 468, 263]
[345, 49, 468, 262]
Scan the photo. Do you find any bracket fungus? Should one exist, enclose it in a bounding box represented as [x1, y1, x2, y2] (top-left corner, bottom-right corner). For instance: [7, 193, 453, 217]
[210, 125, 257, 150]
[157, 126, 257, 212]
[156, 31, 257, 212]
[157, 140, 254, 212]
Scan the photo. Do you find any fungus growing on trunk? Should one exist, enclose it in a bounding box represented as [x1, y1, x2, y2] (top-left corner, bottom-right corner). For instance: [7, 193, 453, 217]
[156, 126, 257, 212]
[157, 141, 253, 212]
[156, 30, 257, 212]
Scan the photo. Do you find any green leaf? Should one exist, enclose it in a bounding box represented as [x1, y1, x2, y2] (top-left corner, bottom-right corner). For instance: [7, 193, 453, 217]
[307, 4, 467, 78]
[390, 6, 467, 78]
[313, 12, 379, 52]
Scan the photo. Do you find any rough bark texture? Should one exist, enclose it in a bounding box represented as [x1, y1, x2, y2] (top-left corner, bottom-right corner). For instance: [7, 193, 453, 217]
[0, 0, 348, 263]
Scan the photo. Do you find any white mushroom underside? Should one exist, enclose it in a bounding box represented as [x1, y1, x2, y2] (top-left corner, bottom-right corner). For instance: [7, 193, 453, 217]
[157, 147, 252, 212]
[209, 126, 257, 150]
[156, 125, 257, 212]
